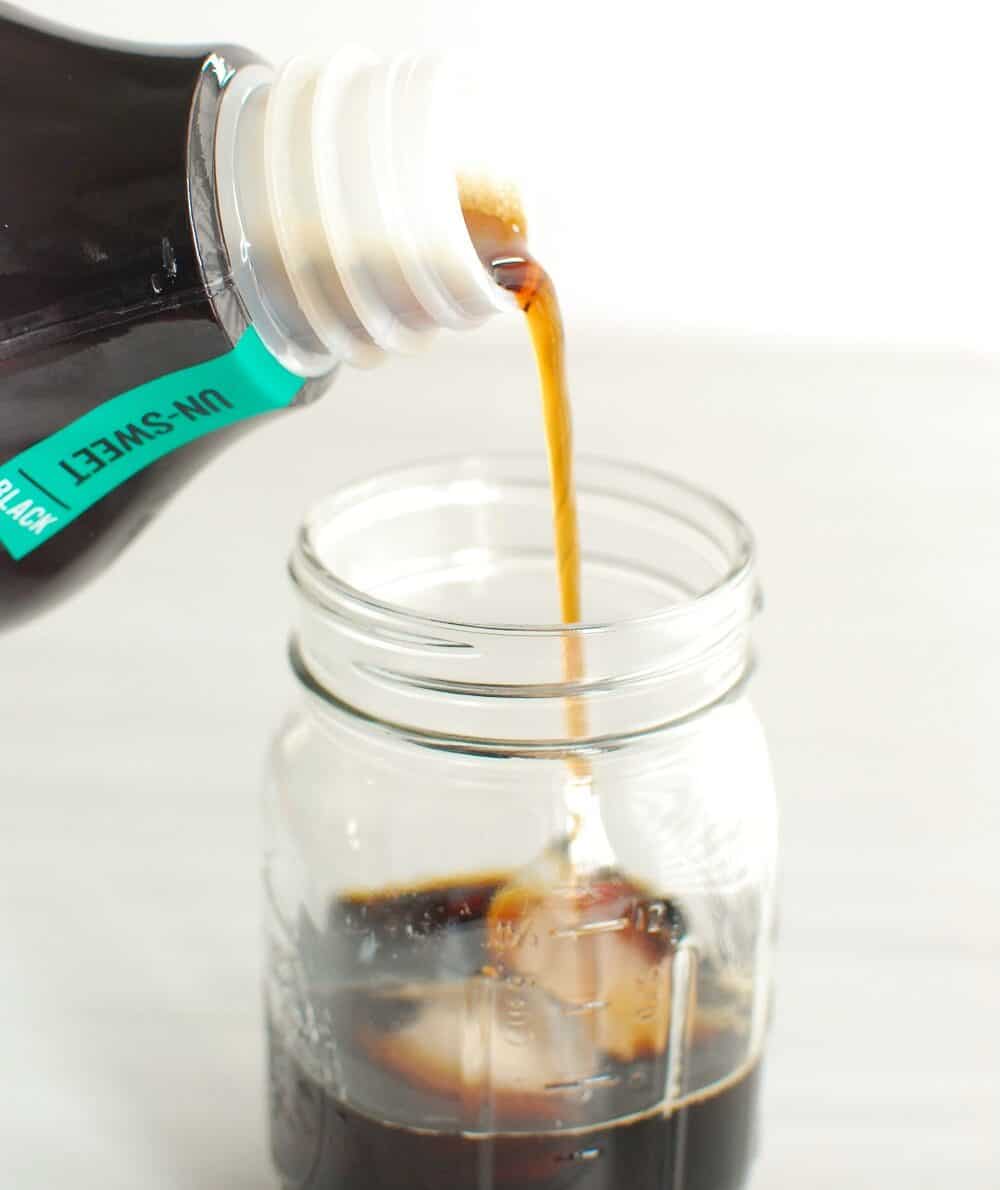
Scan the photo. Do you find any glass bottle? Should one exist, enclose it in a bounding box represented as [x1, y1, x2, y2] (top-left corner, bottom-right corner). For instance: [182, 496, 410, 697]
[265, 455, 779, 1190]
[0, 7, 508, 627]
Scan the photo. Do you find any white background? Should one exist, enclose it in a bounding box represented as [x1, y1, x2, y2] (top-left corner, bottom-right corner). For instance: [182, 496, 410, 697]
[15, 0, 1000, 349]
[2, 2, 999, 1188]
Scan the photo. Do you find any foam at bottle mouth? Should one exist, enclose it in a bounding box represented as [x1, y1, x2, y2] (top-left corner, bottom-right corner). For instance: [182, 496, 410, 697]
[458, 175, 528, 237]
[458, 173, 531, 271]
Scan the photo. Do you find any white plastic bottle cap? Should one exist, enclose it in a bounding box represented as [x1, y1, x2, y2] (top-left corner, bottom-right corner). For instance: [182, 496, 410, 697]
[215, 49, 517, 377]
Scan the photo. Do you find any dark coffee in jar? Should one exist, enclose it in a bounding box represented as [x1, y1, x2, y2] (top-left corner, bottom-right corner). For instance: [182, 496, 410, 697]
[269, 876, 760, 1190]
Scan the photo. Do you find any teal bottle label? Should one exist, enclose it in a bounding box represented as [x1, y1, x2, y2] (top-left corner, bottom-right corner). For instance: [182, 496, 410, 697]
[0, 328, 305, 560]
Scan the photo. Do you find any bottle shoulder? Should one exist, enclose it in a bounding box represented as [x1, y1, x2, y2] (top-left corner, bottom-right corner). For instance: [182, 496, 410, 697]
[0, 13, 223, 356]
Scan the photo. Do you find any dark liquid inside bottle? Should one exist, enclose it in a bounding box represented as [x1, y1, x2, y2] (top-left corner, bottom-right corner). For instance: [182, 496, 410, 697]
[268, 876, 761, 1190]
[0, 11, 252, 629]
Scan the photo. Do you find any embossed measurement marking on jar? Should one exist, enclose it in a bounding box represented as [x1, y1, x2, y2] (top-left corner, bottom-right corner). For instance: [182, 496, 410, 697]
[544, 1072, 623, 1093]
[556, 1147, 603, 1164]
[565, 998, 611, 1015]
[550, 914, 632, 938]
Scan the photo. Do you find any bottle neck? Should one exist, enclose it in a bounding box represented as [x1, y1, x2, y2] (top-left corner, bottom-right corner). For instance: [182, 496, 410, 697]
[214, 51, 513, 378]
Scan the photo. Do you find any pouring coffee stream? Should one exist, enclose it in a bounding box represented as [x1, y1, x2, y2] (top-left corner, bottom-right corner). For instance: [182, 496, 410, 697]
[460, 184, 647, 1073]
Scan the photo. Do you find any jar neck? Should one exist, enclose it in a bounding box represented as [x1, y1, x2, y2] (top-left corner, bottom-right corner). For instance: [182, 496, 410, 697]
[288, 458, 759, 752]
[215, 51, 512, 378]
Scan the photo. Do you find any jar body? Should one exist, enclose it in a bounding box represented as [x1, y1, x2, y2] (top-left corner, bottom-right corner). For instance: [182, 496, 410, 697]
[264, 457, 778, 1190]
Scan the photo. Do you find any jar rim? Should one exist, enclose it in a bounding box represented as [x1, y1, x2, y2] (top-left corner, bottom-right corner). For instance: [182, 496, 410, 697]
[291, 453, 756, 638]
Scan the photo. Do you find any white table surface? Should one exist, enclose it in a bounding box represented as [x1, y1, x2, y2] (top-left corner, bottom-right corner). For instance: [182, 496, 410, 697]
[2, 327, 998, 1188]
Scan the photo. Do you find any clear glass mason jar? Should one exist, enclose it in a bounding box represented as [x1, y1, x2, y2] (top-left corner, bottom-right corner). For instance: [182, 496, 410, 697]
[264, 456, 778, 1190]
